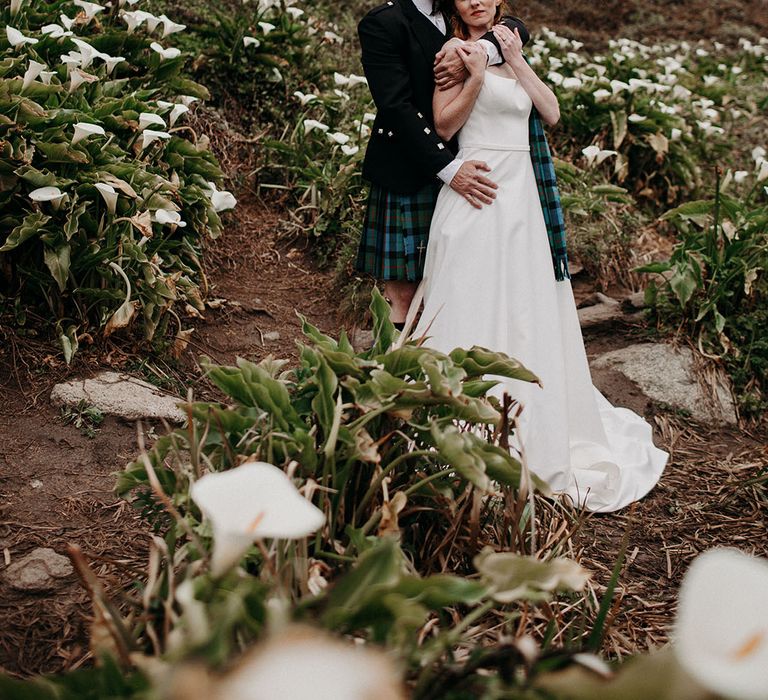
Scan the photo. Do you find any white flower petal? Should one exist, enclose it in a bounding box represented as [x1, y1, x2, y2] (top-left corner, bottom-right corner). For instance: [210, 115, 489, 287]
[303, 119, 329, 134]
[243, 36, 261, 48]
[30, 186, 64, 203]
[258, 21, 276, 34]
[191, 462, 325, 576]
[72, 122, 106, 145]
[6, 26, 38, 48]
[211, 190, 237, 212]
[95, 182, 118, 214]
[676, 549, 768, 700]
[150, 41, 181, 60]
[138, 112, 166, 130]
[141, 129, 172, 149]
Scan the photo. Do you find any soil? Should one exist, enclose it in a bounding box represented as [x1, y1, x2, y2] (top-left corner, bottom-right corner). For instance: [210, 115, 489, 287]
[1, 0, 767, 680]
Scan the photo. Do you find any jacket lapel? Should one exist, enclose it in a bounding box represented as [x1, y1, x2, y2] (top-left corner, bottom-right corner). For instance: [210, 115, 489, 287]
[398, 0, 446, 63]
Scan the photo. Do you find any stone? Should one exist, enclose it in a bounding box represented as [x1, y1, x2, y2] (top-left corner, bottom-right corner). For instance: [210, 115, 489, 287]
[592, 343, 738, 425]
[263, 331, 281, 342]
[4, 548, 74, 592]
[51, 371, 185, 423]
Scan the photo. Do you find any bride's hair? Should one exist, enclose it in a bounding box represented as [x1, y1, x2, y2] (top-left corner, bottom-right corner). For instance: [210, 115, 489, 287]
[448, 1, 513, 40]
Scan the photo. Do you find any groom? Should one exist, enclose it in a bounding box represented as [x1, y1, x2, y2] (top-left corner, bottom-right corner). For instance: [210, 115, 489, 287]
[355, 0, 530, 327]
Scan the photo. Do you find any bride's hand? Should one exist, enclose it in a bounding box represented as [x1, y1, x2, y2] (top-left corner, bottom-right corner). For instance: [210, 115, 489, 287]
[457, 43, 487, 81]
[492, 25, 523, 65]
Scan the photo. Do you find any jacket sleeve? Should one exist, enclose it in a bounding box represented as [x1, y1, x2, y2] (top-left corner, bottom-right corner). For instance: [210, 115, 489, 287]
[479, 15, 531, 56]
[358, 12, 454, 179]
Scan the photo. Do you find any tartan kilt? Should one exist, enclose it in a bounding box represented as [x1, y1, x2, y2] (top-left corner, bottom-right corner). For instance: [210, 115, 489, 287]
[356, 181, 441, 281]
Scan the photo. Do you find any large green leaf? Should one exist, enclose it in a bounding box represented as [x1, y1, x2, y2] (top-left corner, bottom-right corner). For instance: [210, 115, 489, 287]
[0, 212, 50, 252]
[43, 244, 71, 292]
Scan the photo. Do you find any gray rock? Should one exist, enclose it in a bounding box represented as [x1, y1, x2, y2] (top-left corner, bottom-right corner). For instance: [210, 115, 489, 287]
[263, 331, 281, 342]
[592, 343, 738, 425]
[51, 371, 185, 423]
[4, 548, 74, 592]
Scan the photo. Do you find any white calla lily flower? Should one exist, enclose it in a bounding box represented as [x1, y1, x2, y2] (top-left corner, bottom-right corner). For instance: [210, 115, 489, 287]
[363, 112, 376, 123]
[29, 186, 66, 206]
[609, 79, 630, 94]
[303, 119, 329, 134]
[39, 70, 56, 85]
[153, 208, 186, 227]
[22, 60, 46, 92]
[215, 627, 404, 700]
[120, 9, 151, 32]
[6, 26, 39, 48]
[73, 0, 105, 21]
[138, 112, 166, 131]
[328, 131, 350, 145]
[141, 129, 172, 149]
[68, 69, 99, 92]
[95, 183, 118, 214]
[191, 462, 325, 576]
[341, 144, 359, 157]
[177, 95, 199, 107]
[593, 88, 611, 101]
[752, 147, 766, 164]
[150, 42, 181, 60]
[757, 159, 768, 183]
[157, 14, 186, 37]
[670, 127, 682, 141]
[323, 30, 343, 43]
[59, 13, 75, 30]
[258, 21, 276, 34]
[561, 76, 582, 90]
[243, 36, 260, 48]
[41, 23, 73, 39]
[733, 171, 749, 184]
[72, 122, 106, 145]
[100, 54, 126, 74]
[582, 145, 617, 166]
[10, 0, 24, 16]
[293, 90, 317, 106]
[211, 190, 237, 212]
[169, 103, 189, 126]
[627, 113, 647, 123]
[286, 7, 304, 18]
[676, 548, 768, 700]
[71, 38, 97, 68]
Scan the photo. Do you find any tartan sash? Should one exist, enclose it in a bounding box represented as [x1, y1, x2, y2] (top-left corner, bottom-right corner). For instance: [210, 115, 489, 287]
[525, 54, 570, 281]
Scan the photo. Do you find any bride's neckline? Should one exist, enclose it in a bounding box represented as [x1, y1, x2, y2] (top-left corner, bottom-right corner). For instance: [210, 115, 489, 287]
[486, 69, 517, 82]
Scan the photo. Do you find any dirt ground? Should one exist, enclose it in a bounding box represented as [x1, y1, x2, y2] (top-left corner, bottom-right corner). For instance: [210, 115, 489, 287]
[1, 0, 767, 679]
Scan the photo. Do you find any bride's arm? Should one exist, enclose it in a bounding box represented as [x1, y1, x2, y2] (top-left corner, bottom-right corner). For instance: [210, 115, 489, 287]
[492, 25, 560, 125]
[433, 43, 487, 141]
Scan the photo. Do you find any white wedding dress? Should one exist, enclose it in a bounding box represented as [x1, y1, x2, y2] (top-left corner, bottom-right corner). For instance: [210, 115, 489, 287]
[415, 70, 667, 512]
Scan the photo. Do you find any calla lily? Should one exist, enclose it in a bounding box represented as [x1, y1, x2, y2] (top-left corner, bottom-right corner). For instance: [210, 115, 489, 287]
[293, 90, 317, 106]
[258, 21, 276, 34]
[214, 627, 404, 700]
[72, 122, 106, 145]
[676, 548, 768, 700]
[752, 146, 766, 164]
[757, 160, 768, 183]
[303, 119, 329, 134]
[6, 26, 39, 48]
[68, 69, 99, 93]
[561, 76, 582, 90]
[670, 127, 682, 141]
[243, 36, 261, 48]
[100, 54, 126, 74]
[190, 461, 325, 576]
[10, 0, 24, 16]
[157, 14, 186, 37]
[73, 0, 105, 21]
[627, 113, 647, 123]
[41, 23, 73, 38]
[204, 182, 237, 212]
[70, 38, 97, 68]
[286, 7, 304, 19]
[141, 129, 172, 149]
[328, 132, 350, 145]
[60, 13, 75, 30]
[153, 208, 186, 227]
[138, 112, 166, 131]
[150, 41, 181, 60]
[341, 144, 359, 157]
[120, 9, 153, 32]
[39, 70, 56, 85]
[22, 60, 46, 92]
[30, 186, 66, 206]
[609, 79, 630, 94]
[95, 183, 118, 214]
[168, 103, 189, 126]
[593, 88, 611, 101]
[323, 30, 343, 43]
[733, 171, 749, 184]
[177, 95, 199, 107]
[581, 145, 618, 166]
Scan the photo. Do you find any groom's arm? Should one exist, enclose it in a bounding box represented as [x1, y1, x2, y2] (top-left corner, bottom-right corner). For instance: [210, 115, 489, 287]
[359, 12, 454, 180]
[435, 16, 530, 90]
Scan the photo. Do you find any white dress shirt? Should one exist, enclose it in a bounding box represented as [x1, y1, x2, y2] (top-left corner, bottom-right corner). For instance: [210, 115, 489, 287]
[409, 0, 501, 185]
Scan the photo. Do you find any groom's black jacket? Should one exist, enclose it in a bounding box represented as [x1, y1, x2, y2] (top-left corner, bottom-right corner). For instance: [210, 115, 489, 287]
[359, 0, 528, 194]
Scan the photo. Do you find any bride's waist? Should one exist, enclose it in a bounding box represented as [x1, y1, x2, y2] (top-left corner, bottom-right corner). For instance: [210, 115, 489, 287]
[458, 142, 530, 152]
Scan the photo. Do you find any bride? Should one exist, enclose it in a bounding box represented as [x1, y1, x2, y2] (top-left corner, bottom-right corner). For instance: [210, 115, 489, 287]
[412, 0, 667, 512]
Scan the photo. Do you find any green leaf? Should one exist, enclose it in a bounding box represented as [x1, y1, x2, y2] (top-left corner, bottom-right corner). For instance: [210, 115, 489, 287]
[610, 109, 627, 149]
[661, 200, 713, 227]
[369, 287, 394, 356]
[449, 346, 540, 385]
[474, 548, 590, 603]
[44, 244, 71, 292]
[430, 423, 490, 491]
[36, 142, 90, 165]
[0, 212, 50, 252]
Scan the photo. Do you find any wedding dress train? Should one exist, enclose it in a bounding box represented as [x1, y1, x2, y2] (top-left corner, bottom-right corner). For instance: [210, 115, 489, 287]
[414, 70, 667, 512]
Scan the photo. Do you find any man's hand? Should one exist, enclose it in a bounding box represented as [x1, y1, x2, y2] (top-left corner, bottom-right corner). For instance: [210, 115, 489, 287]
[434, 39, 470, 91]
[449, 161, 498, 209]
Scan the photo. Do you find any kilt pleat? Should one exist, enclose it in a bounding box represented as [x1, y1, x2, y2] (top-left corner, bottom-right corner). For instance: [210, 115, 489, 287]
[355, 181, 441, 281]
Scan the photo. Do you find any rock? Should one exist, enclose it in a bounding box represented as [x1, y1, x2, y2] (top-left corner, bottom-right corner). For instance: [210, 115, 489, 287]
[4, 548, 74, 592]
[351, 329, 374, 351]
[592, 343, 738, 425]
[51, 371, 185, 423]
[263, 331, 281, 342]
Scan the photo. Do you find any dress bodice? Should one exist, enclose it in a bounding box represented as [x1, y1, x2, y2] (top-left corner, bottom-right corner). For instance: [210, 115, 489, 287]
[458, 71, 532, 149]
